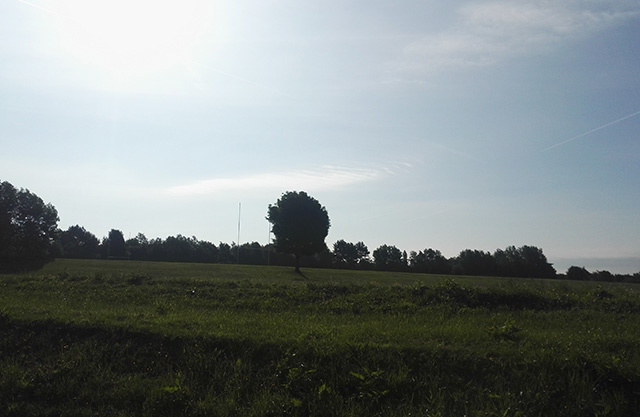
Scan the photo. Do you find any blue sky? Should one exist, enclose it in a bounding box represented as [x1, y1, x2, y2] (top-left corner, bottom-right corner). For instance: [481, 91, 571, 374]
[2, 0, 639, 273]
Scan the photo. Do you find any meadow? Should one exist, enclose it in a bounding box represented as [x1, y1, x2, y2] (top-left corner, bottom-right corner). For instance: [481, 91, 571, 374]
[1, 259, 639, 416]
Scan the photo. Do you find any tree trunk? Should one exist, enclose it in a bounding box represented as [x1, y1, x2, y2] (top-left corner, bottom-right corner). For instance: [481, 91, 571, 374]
[294, 254, 301, 274]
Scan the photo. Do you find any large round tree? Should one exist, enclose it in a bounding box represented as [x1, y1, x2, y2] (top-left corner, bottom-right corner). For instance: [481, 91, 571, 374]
[267, 191, 330, 273]
[0, 180, 59, 272]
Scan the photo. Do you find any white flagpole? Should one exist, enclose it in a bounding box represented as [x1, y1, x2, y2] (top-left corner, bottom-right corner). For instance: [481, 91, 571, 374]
[236, 202, 241, 264]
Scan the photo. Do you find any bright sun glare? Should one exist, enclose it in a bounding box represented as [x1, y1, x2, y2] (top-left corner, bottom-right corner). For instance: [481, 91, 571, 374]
[51, 0, 217, 85]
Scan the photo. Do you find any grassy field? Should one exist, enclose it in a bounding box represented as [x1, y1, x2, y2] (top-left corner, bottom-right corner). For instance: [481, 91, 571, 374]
[1, 259, 639, 416]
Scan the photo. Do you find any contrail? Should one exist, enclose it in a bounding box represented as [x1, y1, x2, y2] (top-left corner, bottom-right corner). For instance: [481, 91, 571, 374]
[16, 0, 292, 98]
[541, 109, 640, 152]
[16, 0, 61, 16]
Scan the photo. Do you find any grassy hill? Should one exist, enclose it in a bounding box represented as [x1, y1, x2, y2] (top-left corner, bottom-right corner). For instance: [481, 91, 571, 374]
[1, 259, 639, 416]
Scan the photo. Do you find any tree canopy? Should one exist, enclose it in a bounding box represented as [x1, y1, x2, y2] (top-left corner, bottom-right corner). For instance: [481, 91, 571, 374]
[566, 266, 591, 281]
[107, 229, 127, 259]
[0, 180, 59, 272]
[494, 245, 556, 278]
[373, 244, 405, 271]
[59, 225, 100, 259]
[333, 239, 370, 267]
[267, 191, 330, 273]
[409, 248, 450, 274]
[452, 249, 497, 276]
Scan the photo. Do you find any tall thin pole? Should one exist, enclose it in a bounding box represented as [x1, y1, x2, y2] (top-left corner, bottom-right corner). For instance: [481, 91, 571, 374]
[236, 202, 241, 264]
[267, 221, 271, 266]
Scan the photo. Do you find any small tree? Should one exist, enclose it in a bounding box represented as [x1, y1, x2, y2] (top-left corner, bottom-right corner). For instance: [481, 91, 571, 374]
[354, 241, 370, 263]
[0, 180, 59, 272]
[60, 225, 100, 259]
[126, 233, 150, 260]
[333, 239, 357, 266]
[106, 229, 127, 259]
[566, 266, 591, 281]
[409, 248, 450, 274]
[333, 240, 370, 268]
[218, 242, 235, 264]
[494, 245, 556, 278]
[453, 249, 497, 276]
[373, 244, 405, 271]
[267, 191, 330, 273]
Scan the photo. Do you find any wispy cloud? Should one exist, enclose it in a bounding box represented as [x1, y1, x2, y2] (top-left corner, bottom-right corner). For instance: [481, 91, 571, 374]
[396, 1, 639, 74]
[168, 166, 384, 196]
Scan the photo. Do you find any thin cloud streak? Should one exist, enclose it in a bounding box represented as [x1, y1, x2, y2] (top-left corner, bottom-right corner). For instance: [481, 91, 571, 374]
[540, 110, 640, 152]
[168, 166, 383, 197]
[396, 1, 639, 74]
[16, 0, 61, 16]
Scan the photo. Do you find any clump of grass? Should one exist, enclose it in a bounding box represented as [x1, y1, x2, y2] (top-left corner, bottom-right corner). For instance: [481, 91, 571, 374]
[488, 319, 521, 341]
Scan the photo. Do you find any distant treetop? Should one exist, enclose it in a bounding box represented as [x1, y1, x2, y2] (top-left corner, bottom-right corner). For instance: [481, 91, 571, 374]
[267, 191, 330, 273]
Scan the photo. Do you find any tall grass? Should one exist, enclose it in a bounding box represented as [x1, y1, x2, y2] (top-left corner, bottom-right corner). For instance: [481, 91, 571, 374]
[1, 259, 639, 416]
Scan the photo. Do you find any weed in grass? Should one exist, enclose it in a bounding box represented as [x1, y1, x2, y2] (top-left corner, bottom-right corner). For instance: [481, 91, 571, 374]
[488, 320, 521, 342]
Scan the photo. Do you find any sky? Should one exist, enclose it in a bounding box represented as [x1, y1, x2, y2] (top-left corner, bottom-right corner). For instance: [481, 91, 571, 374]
[1, 0, 639, 273]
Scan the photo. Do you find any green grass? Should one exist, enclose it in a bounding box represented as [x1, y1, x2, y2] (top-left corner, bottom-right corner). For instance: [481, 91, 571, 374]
[1, 259, 640, 416]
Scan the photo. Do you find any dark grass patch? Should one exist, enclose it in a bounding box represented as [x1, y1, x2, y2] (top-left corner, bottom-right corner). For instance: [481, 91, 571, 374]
[2, 316, 639, 417]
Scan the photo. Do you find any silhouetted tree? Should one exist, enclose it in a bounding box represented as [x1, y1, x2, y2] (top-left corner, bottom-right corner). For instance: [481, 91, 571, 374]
[147, 238, 165, 261]
[164, 235, 196, 262]
[566, 266, 591, 281]
[126, 233, 150, 260]
[333, 240, 369, 268]
[494, 245, 556, 278]
[592, 270, 615, 282]
[196, 240, 218, 263]
[126, 234, 220, 263]
[409, 248, 450, 274]
[373, 244, 405, 271]
[238, 242, 267, 265]
[452, 249, 497, 276]
[354, 241, 370, 263]
[0, 180, 59, 272]
[333, 239, 358, 266]
[106, 229, 127, 259]
[60, 225, 100, 259]
[267, 191, 330, 273]
[218, 242, 235, 264]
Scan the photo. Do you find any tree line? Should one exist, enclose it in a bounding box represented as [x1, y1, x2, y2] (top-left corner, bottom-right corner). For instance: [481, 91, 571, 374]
[2, 180, 638, 283]
[53, 226, 640, 283]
